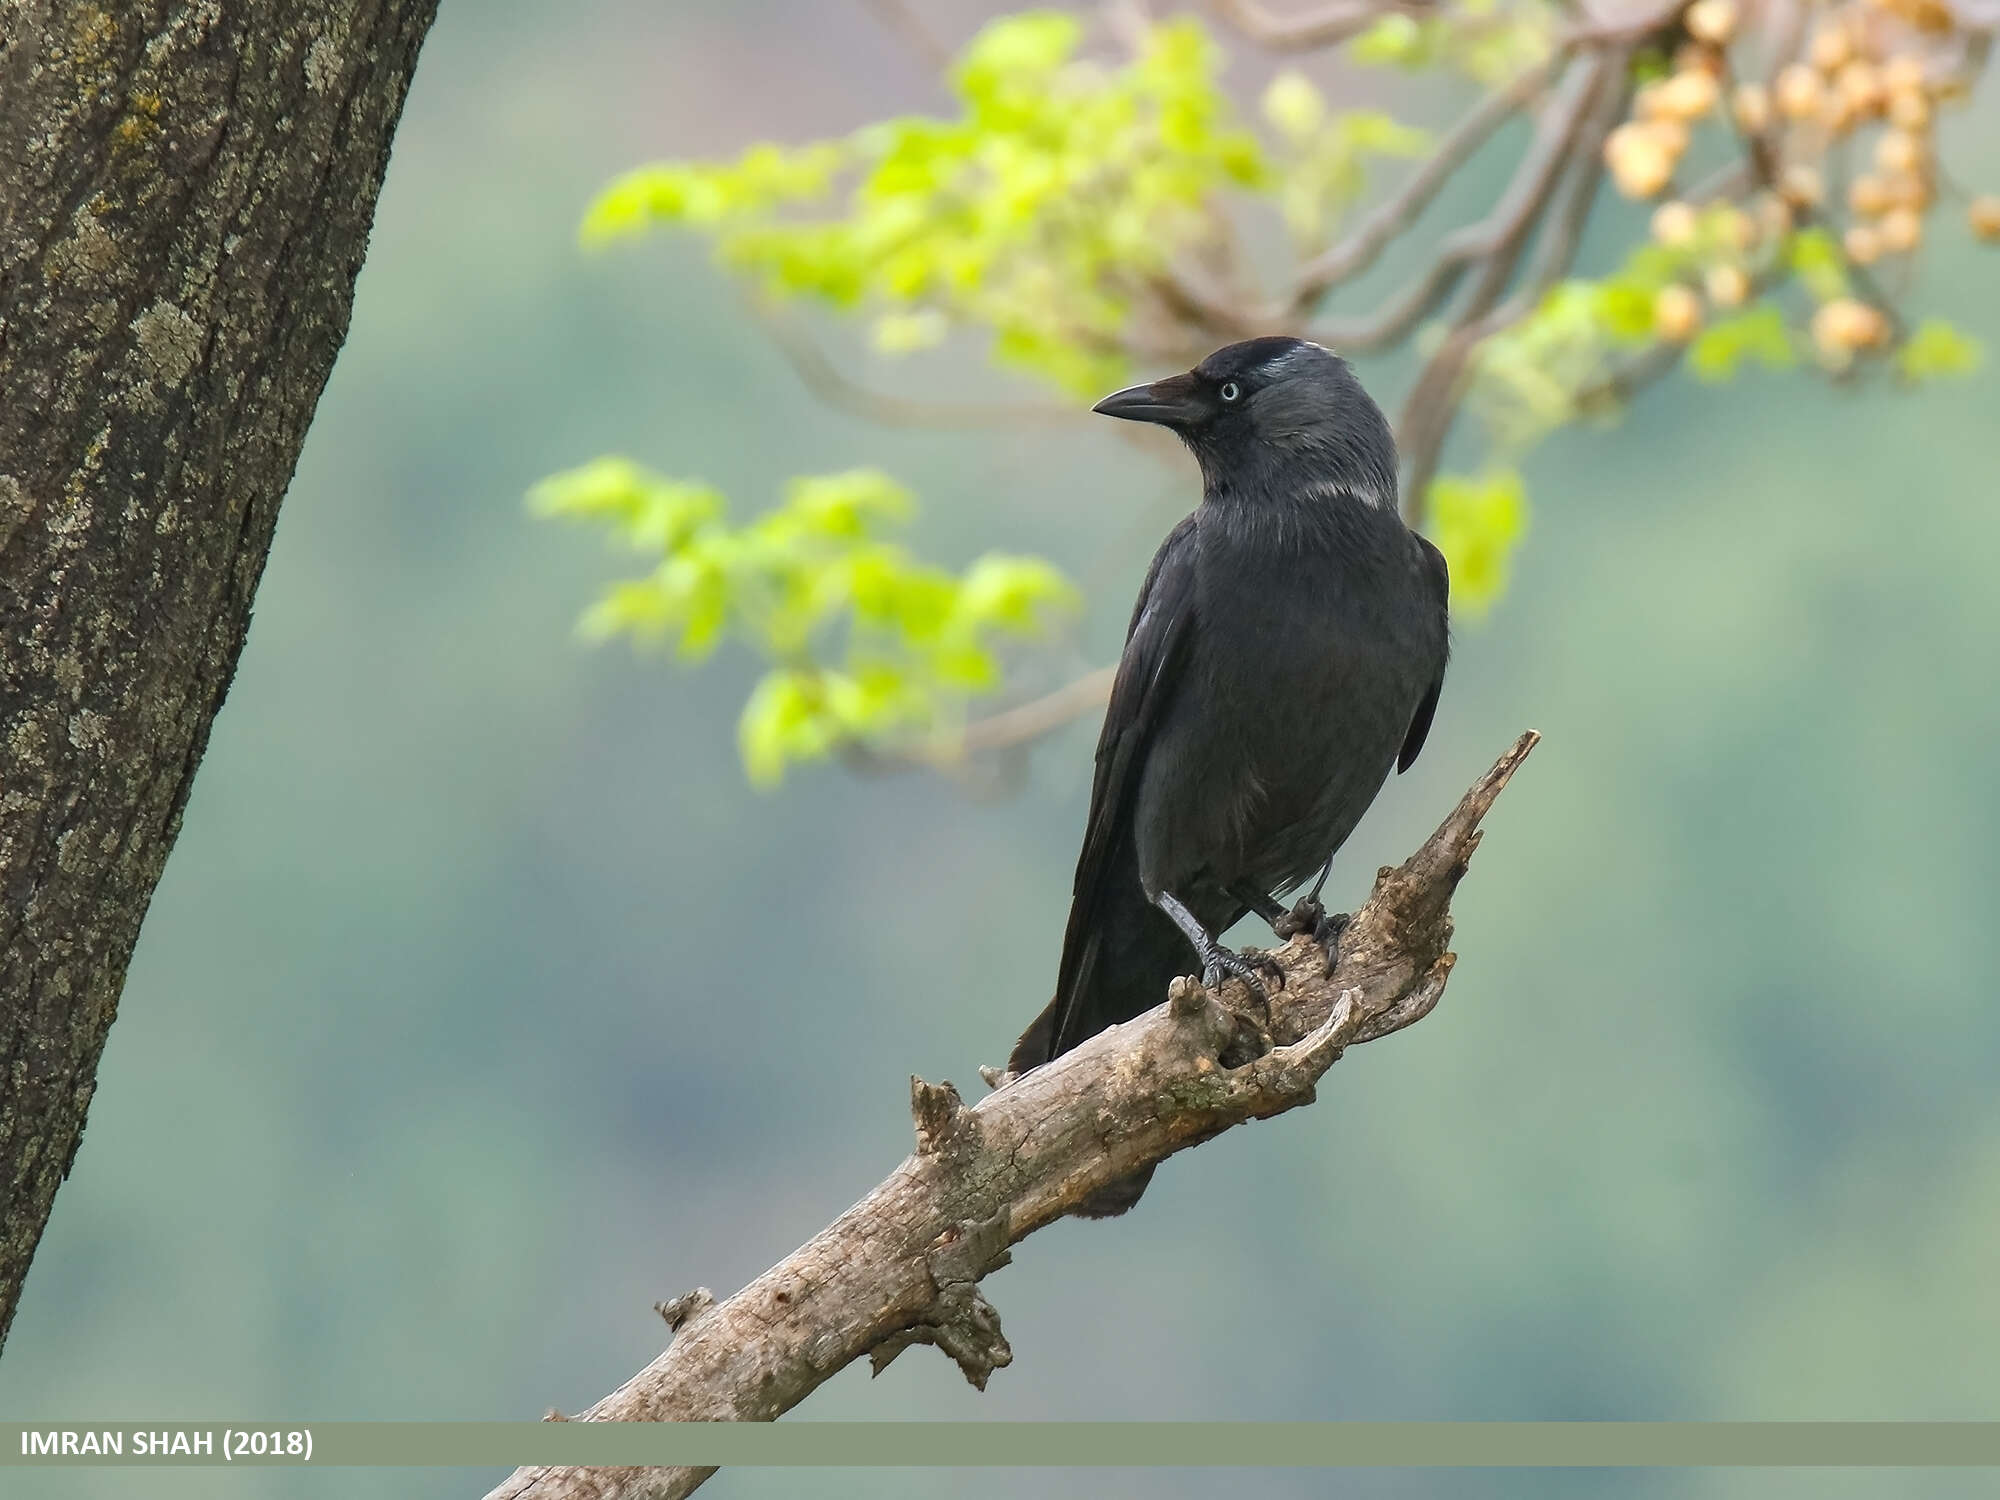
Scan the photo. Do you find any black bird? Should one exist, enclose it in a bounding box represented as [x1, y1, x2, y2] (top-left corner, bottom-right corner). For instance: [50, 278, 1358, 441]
[1007, 336, 1450, 1215]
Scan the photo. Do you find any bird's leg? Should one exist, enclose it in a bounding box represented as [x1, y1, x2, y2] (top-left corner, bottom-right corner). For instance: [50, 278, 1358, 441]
[1270, 855, 1350, 977]
[1228, 882, 1290, 931]
[1154, 890, 1272, 1014]
[1224, 883, 1292, 992]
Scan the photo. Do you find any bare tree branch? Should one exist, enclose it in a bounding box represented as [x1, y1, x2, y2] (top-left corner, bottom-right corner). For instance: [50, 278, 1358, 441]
[1149, 263, 1269, 342]
[859, 0, 955, 69]
[482, 732, 1541, 1500]
[750, 302, 1081, 428]
[1575, 338, 1686, 412]
[1270, 0, 1695, 320]
[1376, 53, 1612, 520]
[1286, 55, 1564, 316]
[1312, 54, 1606, 355]
[1396, 49, 1630, 515]
[1208, 0, 1437, 50]
[838, 666, 1117, 781]
[955, 665, 1117, 755]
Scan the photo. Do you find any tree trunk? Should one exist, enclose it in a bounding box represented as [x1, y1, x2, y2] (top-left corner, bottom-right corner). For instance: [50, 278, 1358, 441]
[0, 0, 438, 1353]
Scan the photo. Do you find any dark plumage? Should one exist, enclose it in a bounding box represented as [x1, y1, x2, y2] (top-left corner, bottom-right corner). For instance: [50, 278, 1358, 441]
[1008, 336, 1450, 1215]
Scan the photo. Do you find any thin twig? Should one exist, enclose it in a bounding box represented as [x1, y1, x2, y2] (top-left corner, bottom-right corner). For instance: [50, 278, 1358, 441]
[858, 0, 953, 70]
[1574, 339, 1685, 413]
[750, 303, 1080, 428]
[1314, 55, 1606, 355]
[1206, 0, 1435, 50]
[957, 666, 1116, 755]
[1511, 58, 1629, 300]
[1356, 51, 1608, 515]
[1397, 49, 1630, 516]
[841, 667, 1117, 778]
[1287, 55, 1563, 315]
[1150, 265, 1268, 342]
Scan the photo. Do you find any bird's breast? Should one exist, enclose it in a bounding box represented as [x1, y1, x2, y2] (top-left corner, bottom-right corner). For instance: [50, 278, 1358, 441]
[1132, 513, 1443, 897]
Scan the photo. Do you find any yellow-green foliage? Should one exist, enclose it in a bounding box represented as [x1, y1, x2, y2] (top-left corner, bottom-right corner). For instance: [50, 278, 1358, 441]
[1348, 0, 1558, 85]
[1688, 305, 1795, 383]
[530, 460, 1076, 784]
[1260, 71, 1431, 251]
[584, 11, 1269, 397]
[1427, 469, 1527, 617]
[583, 12, 1445, 394]
[1897, 318, 1984, 383]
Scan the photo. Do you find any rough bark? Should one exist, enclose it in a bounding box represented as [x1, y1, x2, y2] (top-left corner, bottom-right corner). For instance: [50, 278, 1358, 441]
[486, 732, 1539, 1500]
[0, 0, 437, 1351]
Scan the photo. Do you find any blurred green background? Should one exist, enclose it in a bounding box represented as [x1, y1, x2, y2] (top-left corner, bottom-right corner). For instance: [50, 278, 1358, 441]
[5, 2, 1999, 1498]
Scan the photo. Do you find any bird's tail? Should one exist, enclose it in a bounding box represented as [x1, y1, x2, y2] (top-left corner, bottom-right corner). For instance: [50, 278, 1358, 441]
[1005, 991, 1064, 1078]
[1008, 983, 1159, 1216]
[1007, 903, 1191, 1216]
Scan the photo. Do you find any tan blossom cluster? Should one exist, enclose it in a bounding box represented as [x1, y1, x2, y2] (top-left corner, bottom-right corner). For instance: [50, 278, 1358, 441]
[1761, 10, 1962, 266]
[1810, 296, 1891, 359]
[1605, 0, 1996, 361]
[1604, 3, 1737, 199]
[1646, 197, 1760, 341]
[1608, 1, 1994, 247]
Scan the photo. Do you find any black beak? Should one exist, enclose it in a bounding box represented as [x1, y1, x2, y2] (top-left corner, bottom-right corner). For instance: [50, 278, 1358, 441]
[1092, 372, 1199, 427]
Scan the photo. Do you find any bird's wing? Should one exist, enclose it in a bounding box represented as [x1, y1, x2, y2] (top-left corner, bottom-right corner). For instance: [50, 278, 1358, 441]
[1397, 534, 1451, 774]
[1021, 514, 1199, 1066]
[1073, 514, 1200, 899]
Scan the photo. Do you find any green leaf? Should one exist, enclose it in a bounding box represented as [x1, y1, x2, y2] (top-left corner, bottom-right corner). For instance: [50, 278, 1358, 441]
[1261, 71, 1326, 140]
[1788, 227, 1850, 302]
[576, 10, 1271, 397]
[1428, 470, 1529, 618]
[1897, 319, 1983, 383]
[953, 553, 1079, 632]
[952, 10, 1082, 108]
[1596, 279, 1659, 343]
[781, 469, 914, 538]
[1688, 304, 1795, 382]
[528, 458, 726, 553]
[538, 460, 1077, 781]
[926, 638, 1001, 690]
[738, 670, 836, 788]
[1348, 6, 1553, 83]
[1349, 13, 1435, 68]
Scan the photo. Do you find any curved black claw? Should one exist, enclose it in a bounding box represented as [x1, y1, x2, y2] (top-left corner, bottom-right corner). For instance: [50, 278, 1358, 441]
[1200, 941, 1273, 1014]
[1310, 909, 1351, 977]
[1271, 896, 1352, 976]
[1246, 946, 1288, 993]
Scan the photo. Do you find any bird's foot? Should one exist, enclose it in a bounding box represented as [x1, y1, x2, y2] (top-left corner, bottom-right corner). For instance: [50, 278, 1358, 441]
[1275, 897, 1350, 977]
[1154, 888, 1276, 1021]
[1246, 946, 1288, 993]
[1199, 940, 1274, 1015]
[1271, 895, 1321, 939]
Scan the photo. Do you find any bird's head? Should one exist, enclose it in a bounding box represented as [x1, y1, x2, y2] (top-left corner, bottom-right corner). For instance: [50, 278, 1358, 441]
[1091, 336, 1398, 510]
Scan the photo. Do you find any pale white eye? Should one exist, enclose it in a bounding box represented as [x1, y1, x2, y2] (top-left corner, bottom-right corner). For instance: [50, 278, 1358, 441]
[1219, 381, 1241, 402]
